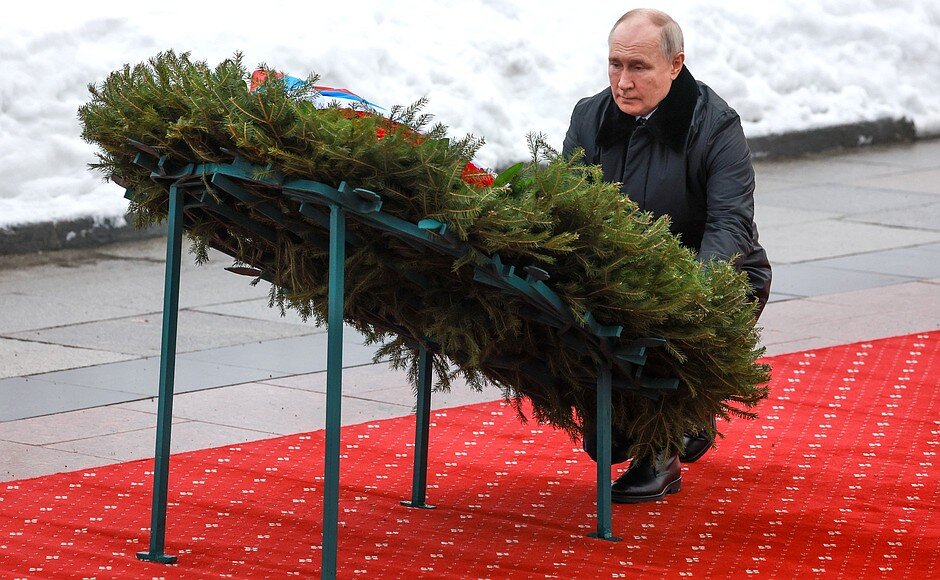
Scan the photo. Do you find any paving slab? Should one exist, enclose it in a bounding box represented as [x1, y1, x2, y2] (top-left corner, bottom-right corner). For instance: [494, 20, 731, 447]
[752, 158, 910, 185]
[191, 297, 314, 326]
[263, 362, 503, 409]
[116, 382, 414, 435]
[805, 279, 938, 309]
[0, 337, 135, 379]
[810, 246, 940, 279]
[95, 237, 171, 261]
[856, 168, 940, 195]
[34, 356, 290, 398]
[0, 377, 139, 422]
[755, 183, 937, 217]
[825, 139, 940, 169]
[758, 219, 940, 264]
[0, 440, 122, 482]
[0, 329, 384, 419]
[751, 205, 840, 228]
[758, 280, 939, 351]
[8, 309, 315, 357]
[263, 361, 415, 396]
[768, 263, 914, 297]
[759, 296, 868, 333]
[753, 175, 800, 194]
[178, 330, 381, 374]
[45, 419, 282, 463]
[761, 336, 848, 357]
[759, 318, 937, 356]
[809, 311, 938, 345]
[0, 244, 272, 331]
[757, 279, 939, 356]
[0, 405, 188, 446]
[0, 292, 141, 335]
[845, 201, 940, 232]
[767, 293, 802, 303]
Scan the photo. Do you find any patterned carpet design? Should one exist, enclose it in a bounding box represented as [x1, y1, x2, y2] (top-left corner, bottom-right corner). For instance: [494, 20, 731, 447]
[1, 332, 936, 578]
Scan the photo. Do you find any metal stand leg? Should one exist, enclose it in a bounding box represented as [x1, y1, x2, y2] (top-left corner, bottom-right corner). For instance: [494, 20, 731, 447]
[401, 344, 435, 509]
[588, 364, 621, 541]
[321, 205, 346, 580]
[137, 186, 184, 564]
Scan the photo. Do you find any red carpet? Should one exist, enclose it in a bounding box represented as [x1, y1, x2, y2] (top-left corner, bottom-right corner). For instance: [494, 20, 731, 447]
[1, 332, 937, 578]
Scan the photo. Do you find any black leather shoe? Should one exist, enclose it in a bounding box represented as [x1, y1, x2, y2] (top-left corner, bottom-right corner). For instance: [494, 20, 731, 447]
[679, 416, 717, 463]
[611, 454, 681, 504]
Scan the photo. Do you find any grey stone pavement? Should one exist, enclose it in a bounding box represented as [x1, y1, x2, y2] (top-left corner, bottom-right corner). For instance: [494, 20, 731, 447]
[1, 140, 939, 482]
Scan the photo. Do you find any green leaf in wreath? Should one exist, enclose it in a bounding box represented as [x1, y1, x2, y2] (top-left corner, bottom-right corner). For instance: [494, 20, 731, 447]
[492, 161, 524, 189]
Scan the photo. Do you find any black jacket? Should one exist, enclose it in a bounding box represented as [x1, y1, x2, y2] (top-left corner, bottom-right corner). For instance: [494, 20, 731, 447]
[563, 66, 771, 312]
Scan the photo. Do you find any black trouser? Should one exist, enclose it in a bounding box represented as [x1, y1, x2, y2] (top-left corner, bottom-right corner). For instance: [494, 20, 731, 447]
[583, 426, 633, 464]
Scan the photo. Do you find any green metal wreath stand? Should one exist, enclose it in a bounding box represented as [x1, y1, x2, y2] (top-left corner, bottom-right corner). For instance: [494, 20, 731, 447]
[127, 148, 677, 578]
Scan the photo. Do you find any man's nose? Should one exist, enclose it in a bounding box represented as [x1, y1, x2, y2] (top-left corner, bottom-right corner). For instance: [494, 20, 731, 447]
[618, 71, 634, 91]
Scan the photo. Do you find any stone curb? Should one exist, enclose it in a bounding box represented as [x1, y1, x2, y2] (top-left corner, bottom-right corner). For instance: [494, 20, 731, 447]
[0, 117, 921, 256]
[0, 215, 167, 256]
[747, 117, 916, 160]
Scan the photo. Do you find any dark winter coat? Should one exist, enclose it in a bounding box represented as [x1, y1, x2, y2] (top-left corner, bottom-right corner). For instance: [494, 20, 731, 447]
[562, 66, 772, 313]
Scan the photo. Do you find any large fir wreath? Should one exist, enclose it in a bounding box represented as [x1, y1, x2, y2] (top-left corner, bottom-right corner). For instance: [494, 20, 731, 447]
[79, 51, 770, 460]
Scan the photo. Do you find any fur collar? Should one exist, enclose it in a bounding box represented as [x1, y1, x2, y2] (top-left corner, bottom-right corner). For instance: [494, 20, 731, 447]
[596, 65, 699, 152]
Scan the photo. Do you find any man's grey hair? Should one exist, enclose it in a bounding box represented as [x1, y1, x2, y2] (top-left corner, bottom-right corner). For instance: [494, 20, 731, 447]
[609, 8, 684, 60]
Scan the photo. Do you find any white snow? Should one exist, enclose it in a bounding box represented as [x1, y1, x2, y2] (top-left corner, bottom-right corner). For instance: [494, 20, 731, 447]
[1, 0, 938, 228]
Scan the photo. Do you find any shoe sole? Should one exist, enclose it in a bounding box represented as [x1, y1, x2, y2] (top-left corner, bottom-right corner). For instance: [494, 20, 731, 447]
[610, 477, 682, 504]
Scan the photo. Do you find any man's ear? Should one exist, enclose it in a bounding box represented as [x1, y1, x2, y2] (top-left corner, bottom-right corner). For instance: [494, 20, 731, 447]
[670, 52, 685, 79]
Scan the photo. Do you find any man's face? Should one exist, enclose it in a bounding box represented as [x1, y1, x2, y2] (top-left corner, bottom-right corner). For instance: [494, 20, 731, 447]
[608, 18, 684, 117]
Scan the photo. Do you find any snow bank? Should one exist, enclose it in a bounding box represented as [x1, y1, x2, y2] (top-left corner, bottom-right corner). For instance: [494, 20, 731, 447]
[1, 0, 937, 227]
